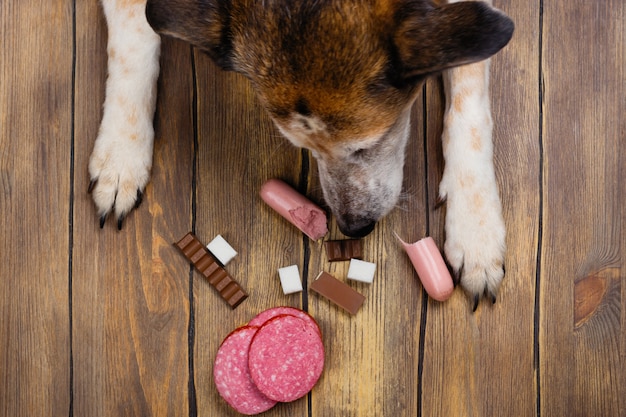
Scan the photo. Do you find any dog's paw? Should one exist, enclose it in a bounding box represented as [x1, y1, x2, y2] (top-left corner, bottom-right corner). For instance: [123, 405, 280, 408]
[439, 171, 506, 311]
[88, 126, 153, 229]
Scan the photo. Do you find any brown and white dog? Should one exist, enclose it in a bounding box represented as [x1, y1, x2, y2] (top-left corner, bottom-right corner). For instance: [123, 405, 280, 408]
[89, 0, 513, 307]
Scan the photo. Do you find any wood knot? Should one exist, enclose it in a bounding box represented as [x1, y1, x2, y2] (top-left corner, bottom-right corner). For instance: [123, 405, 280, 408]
[574, 274, 608, 329]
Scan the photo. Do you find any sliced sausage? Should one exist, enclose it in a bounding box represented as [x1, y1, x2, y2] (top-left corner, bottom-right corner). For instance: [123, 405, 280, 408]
[248, 315, 324, 402]
[213, 326, 277, 415]
[248, 306, 322, 337]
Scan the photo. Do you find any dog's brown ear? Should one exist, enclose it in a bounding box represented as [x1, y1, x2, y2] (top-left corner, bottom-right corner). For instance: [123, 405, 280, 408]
[394, 2, 514, 79]
[146, 0, 233, 69]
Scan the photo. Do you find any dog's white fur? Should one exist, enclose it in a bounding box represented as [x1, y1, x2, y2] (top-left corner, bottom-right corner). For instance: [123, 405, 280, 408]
[92, 0, 506, 304]
[273, 104, 413, 238]
[441, 56, 506, 299]
[90, 0, 160, 221]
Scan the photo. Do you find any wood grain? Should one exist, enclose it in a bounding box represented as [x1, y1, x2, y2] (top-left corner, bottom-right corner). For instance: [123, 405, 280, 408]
[71, 2, 192, 415]
[540, 0, 625, 415]
[0, 1, 72, 415]
[420, 1, 541, 416]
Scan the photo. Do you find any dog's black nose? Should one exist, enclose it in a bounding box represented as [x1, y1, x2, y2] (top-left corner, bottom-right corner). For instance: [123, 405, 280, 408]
[339, 220, 376, 238]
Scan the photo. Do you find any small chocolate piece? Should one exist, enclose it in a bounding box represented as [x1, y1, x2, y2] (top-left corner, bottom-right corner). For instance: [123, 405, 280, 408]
[324, 239, 363, 262]
[310, 271, 365, 315]
[174, 232, 248, 308]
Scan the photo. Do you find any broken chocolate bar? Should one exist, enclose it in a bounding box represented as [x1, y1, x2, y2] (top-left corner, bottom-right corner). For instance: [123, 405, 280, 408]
[310, 271, 365, 315]
[174, 232, 248, 308]
[324, 239, 363, 262]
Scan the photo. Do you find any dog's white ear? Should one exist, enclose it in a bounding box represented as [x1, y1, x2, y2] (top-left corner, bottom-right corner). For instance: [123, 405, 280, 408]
[394, 2, 514, 79]
[146, 0, 233, 69]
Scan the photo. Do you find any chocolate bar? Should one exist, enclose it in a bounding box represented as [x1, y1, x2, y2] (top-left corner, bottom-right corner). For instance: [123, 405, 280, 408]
[324, 239, 363, 262]
[174, 232, 248, 308]
[310, 271, 365, 315]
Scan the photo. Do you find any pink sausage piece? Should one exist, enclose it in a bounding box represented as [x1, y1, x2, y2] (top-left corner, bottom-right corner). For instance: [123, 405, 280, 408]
[260, 179, 328, 240]
[397, 236, 454, 302]
[248, 315, 325, 402]
[213, 326, 277, 415]
[248, 306, 322, 337]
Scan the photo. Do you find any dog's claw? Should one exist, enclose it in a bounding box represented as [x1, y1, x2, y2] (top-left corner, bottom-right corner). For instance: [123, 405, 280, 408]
[453, 271, 461, 287]
[134, 189, 143, 209]
[88, 178, 97, 194]
[434, 195, 447, 209]
[94, 189, 142, 230]
[472, 294, 480, 312]
[489, 292, 497, 305]
[117, 215, 125, 231]
[452, 263, 463, 287]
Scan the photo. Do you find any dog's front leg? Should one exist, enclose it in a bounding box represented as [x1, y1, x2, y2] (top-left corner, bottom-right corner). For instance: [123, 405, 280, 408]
[439, 1, 506, 309]
[89, 0, 161, 228]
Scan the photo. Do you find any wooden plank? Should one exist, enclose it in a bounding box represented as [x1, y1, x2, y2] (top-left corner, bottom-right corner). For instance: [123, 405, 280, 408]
[421, 0, 540, 415]
[0, 1, 72, 415]
[192, 53, 308, 416]
[305, 93, 427, 415]
[540, 0, 625, 415]
[71, 2, 192, 415]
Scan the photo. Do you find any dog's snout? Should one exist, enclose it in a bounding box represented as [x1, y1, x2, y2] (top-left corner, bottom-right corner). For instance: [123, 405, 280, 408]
[337, 218, 377, 238]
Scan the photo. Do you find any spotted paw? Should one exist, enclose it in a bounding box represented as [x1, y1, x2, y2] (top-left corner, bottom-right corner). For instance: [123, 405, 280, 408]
[439, 169, 506, 310]
[88, 126, 153, 229]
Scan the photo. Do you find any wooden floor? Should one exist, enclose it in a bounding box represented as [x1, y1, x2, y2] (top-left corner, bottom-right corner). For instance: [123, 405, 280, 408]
[1, 1, 624, 416]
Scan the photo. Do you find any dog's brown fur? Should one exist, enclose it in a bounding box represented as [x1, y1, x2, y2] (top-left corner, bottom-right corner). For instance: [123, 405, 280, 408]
[145, 0, 512, 237]
[147, 1, 510, 146]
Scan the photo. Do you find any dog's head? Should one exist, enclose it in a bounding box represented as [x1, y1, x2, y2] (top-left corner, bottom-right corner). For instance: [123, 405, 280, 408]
[147, 0, 513, 237]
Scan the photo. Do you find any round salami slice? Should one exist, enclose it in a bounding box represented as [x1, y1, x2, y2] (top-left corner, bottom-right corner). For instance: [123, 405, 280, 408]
[248, 307, 322, 337]
[248, 315, 324, 402]
[213, 326, 277, 415]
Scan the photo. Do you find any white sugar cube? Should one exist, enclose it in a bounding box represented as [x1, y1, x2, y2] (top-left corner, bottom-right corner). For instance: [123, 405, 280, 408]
[206, 234, 237, 265]
[347, 258, 376, 283]
[278, 265, 303, 294]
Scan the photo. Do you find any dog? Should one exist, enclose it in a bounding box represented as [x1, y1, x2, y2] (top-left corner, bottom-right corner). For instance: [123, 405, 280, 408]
[89, 0, 513, 308]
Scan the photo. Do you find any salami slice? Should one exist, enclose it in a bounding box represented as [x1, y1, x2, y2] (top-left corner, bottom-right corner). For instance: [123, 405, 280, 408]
[248, 315, 325, 402]
[213, 326, 277, 415]
[248, 306, 322, 337]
